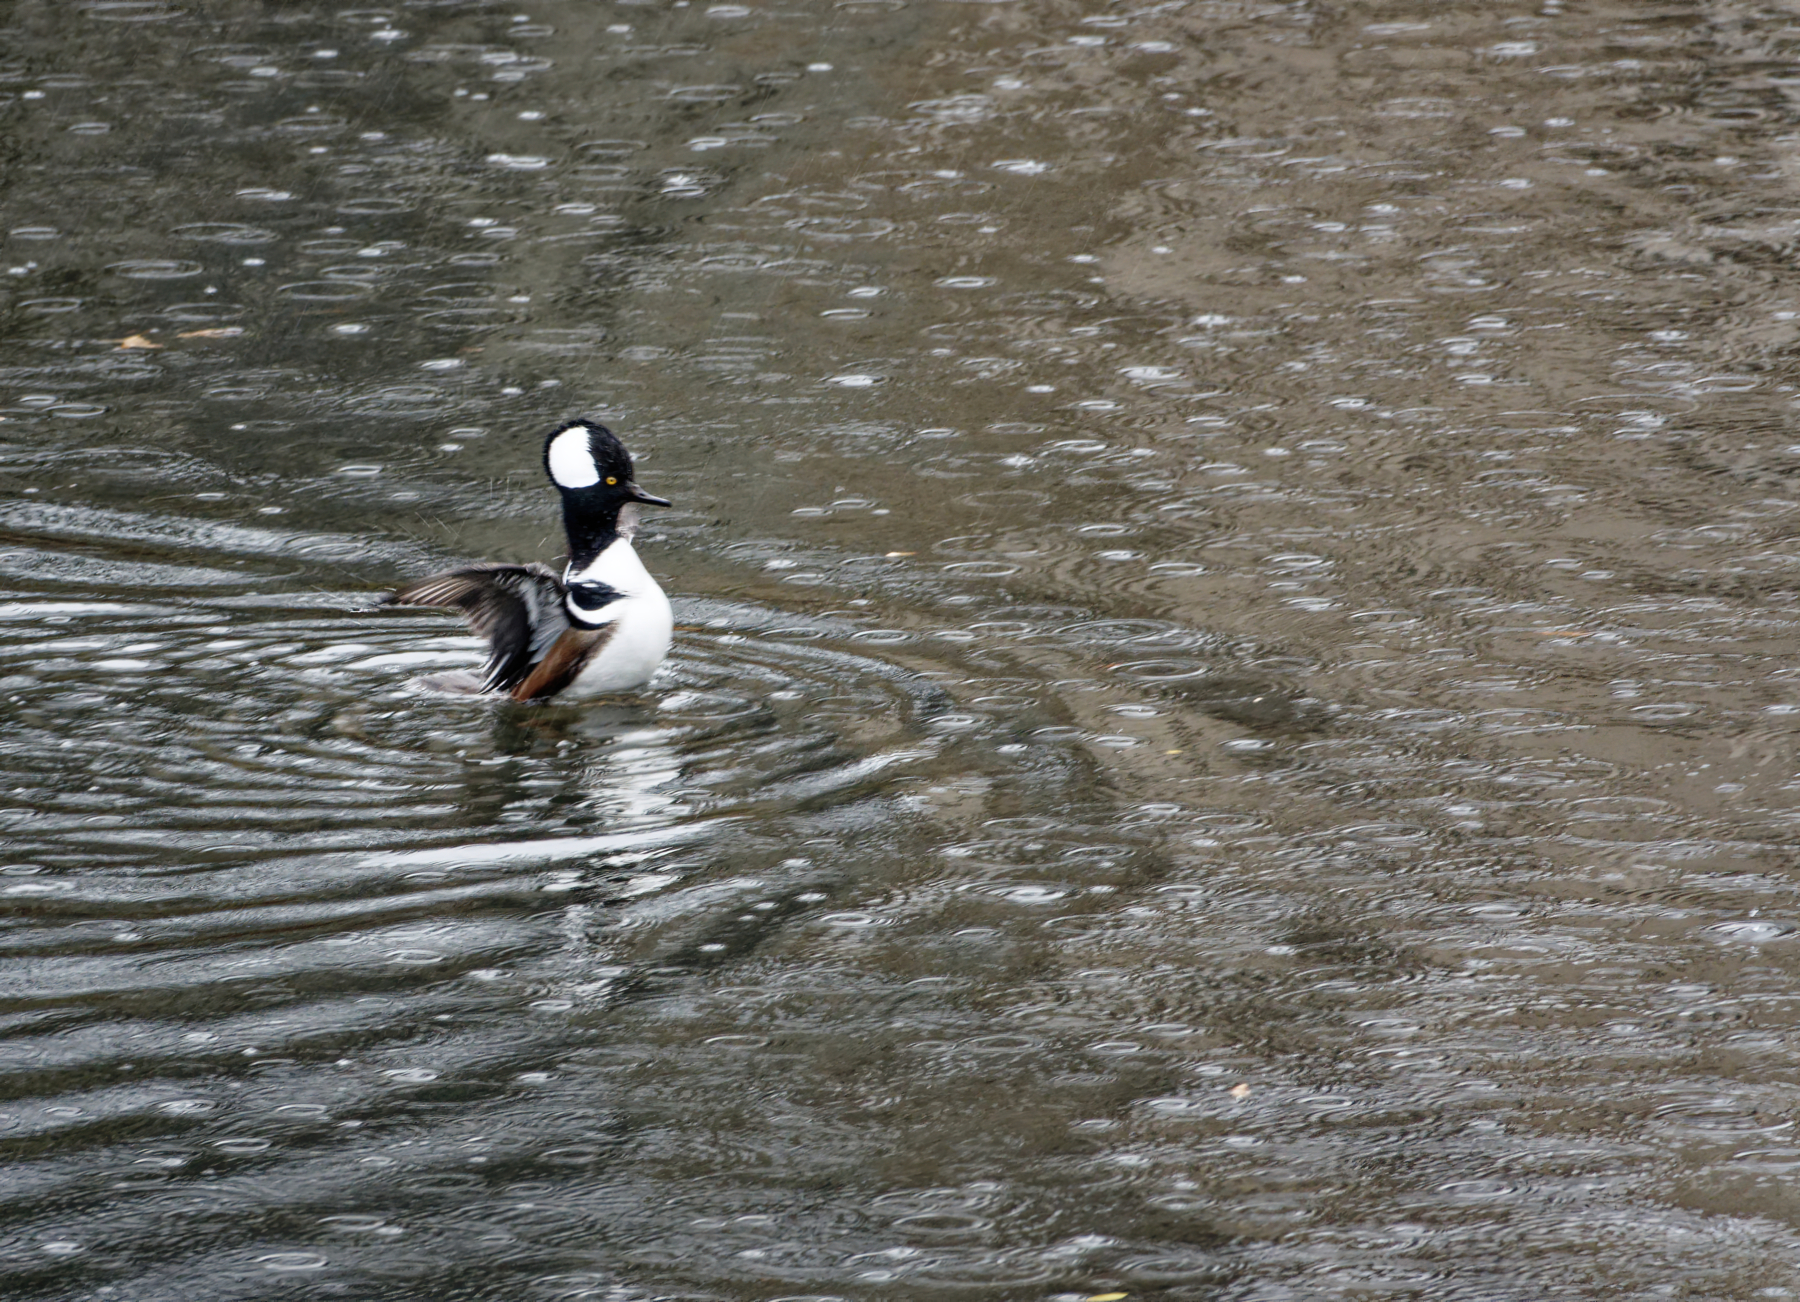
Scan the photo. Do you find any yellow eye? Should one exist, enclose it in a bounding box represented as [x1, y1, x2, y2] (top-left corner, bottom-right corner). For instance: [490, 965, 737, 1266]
[605, 476, 617, 486]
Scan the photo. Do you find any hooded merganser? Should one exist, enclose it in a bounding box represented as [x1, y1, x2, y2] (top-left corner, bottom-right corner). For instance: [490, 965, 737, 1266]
[385, 418, 674, 700]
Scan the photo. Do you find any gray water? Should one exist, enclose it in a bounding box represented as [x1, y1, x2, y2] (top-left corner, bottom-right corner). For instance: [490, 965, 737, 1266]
[6, 0, 1800, 1297]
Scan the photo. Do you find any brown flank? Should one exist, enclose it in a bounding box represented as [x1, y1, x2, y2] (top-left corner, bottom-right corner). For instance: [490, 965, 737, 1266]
[510, 626, 613, 701]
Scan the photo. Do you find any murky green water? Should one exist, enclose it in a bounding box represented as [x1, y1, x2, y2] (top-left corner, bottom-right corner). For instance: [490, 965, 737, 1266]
[7, 0, 1800, 1297]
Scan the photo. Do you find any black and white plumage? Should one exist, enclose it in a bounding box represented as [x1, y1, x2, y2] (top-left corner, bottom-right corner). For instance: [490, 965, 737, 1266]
[384, 420, 673, 701]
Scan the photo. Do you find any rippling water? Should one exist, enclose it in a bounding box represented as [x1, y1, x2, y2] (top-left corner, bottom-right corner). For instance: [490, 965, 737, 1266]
[8, 0, 1800, 1297]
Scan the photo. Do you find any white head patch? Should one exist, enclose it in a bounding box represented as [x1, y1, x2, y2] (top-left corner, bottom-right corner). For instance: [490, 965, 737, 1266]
[547, 425, 600, 488]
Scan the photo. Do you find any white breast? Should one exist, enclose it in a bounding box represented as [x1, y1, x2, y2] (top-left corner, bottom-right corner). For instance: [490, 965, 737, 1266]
[562, 536, 673, 695]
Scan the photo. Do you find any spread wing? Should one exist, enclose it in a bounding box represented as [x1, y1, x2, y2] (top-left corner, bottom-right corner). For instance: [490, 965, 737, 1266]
[384, 563, 569, 694]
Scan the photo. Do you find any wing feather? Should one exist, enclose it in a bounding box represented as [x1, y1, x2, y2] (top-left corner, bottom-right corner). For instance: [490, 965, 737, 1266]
[385, 563, 568, 693]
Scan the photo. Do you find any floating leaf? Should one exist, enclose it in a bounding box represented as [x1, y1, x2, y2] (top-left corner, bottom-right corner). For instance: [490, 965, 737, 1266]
[116, 334, 163, 349]
[177, 327, 245, 339]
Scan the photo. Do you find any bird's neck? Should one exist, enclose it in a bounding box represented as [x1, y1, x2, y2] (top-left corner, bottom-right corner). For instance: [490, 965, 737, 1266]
[562, 499, 641, 572]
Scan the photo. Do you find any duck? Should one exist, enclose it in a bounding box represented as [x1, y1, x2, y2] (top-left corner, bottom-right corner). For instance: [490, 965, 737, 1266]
[385, 418, 674, 700]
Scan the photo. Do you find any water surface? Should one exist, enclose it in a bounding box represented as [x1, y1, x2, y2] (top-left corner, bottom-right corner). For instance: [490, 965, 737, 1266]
[7, 0, 1800, 1298]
